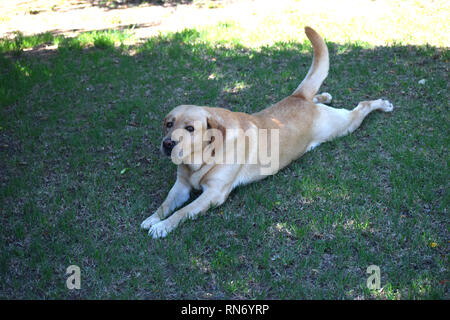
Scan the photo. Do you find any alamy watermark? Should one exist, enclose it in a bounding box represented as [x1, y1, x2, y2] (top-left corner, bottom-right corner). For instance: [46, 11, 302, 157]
[167, 121, 280, 175]
[66, 265, 81, 290]
[366, 265, 381, 290]
[63, 265, 380, 292]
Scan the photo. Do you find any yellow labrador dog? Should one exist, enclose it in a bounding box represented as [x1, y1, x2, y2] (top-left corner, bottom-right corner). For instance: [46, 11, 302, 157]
[141, 27, 393, 238]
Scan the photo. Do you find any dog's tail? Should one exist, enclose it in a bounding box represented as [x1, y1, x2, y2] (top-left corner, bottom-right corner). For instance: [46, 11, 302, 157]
[292, 27, 329, 101]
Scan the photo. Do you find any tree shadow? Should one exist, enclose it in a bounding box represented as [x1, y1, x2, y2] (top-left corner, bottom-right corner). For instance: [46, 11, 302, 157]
[3, 27, 447, 111]
[88, 0, 193, 10]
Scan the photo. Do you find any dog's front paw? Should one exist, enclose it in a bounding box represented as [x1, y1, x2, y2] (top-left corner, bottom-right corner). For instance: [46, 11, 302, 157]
[140, 214, 161, 230]
[148, 221, 171, 239]
[375, 99, 394, 112]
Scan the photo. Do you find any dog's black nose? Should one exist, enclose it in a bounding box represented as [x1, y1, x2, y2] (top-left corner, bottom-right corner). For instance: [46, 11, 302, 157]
[162, 138, 176, 155]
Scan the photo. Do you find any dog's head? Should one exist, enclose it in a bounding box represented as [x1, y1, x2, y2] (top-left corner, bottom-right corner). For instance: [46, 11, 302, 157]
[161, 105, 225, 165]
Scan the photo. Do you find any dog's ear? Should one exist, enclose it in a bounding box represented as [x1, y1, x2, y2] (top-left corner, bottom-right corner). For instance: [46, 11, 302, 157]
[206, 116, 226, 141]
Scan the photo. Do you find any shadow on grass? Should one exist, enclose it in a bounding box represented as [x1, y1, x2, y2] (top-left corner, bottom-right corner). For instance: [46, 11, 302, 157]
[0, 27, 448, 299]
[88, 0, 193, 9]
[17, 0, 194, 14]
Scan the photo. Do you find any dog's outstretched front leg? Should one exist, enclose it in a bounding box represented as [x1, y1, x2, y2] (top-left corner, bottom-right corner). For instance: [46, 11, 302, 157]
[140, 178, 191, 230]
[148, 184, 228, 239]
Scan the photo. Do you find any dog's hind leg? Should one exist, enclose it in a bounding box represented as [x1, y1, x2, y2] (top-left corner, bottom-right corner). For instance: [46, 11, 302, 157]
[313, 92, 332, 104]
[346, 99, 394, 133]
[309, 99, 394, 149]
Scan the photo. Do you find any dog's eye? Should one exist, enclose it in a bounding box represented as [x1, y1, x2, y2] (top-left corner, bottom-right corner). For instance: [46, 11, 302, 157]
[166, 122, 173, 128]
[185, 126, 194, 132]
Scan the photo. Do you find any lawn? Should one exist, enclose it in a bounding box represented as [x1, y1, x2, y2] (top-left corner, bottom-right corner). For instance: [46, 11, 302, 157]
[0, 0, 449, 299]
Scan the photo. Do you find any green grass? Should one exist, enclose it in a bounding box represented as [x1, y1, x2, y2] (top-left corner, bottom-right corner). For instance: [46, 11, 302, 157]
[0, 29, 134, 56]
[0, 22, 448, 299]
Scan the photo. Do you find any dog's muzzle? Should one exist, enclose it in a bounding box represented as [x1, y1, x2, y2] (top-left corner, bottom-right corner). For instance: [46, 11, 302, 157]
[162, 138, 177, 157]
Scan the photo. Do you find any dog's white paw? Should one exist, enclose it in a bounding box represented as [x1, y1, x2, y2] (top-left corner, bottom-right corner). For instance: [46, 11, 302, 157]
[148, 221, 171, 239]
[321, 92, 332, 104]
[140, 215, 161, 230]
[374, 99, 394, 112]
[313, 92, 333, 104]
